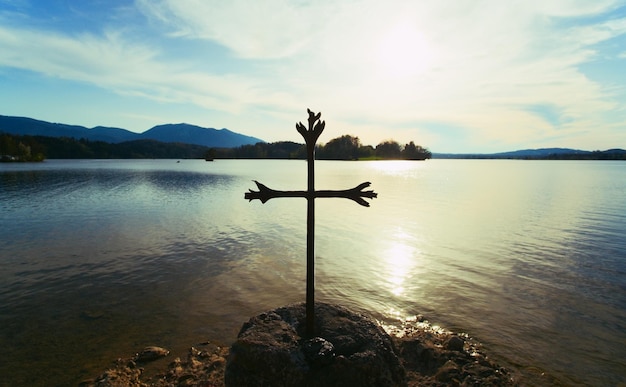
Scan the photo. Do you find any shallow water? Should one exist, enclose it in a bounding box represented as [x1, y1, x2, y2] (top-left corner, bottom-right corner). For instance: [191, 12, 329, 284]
[0, 159, 624, 386]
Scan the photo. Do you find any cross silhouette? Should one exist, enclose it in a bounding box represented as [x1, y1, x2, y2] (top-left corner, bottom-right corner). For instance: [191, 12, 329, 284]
[245, 109, 377, 336]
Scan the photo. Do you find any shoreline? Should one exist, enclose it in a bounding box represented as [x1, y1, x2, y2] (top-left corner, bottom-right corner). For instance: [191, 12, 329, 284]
[82, 311, 527, 386]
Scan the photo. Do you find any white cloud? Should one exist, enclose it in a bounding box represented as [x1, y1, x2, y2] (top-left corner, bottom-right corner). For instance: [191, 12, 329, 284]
[1, 0, 625, 150]
[0, 24, 271, 114]
[136, 0, 322, 59]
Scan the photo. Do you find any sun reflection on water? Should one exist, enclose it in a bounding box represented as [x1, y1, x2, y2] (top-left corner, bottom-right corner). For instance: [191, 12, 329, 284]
[386, 243, 413, 296]
[380, 228, 421, 300]
[367, 159, 425, 177]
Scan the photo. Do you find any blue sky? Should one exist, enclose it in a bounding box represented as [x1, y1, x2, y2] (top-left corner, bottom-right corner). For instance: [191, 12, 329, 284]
[1, 0, 625, 153]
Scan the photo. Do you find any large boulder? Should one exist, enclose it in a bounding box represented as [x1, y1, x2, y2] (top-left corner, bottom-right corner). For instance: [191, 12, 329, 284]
[225, 302, 406, 386]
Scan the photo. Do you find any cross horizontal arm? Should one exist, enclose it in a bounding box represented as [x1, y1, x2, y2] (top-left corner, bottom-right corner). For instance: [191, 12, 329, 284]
[314, 182, 377, 207]
[245, 180, 307, 203]
[245, 181, 377, 207]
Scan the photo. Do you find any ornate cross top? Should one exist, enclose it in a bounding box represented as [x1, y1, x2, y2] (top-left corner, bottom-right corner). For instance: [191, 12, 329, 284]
[245, 109, 377, 336]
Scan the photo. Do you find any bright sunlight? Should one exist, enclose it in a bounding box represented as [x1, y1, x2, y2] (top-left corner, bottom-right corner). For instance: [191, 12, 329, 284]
[374, 21, 435, 80]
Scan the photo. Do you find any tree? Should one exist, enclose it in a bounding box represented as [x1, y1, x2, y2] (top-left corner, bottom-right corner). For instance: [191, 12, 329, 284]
[317, 135, 361, 160]
[375, 140, 402, 159]
[0, 134, 18, 156]
[402, 141, 432, 160]
[358, 145, 375, 159]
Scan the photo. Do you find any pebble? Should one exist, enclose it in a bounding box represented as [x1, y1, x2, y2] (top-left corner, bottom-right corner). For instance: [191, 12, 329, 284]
[134, 346, 170, 362]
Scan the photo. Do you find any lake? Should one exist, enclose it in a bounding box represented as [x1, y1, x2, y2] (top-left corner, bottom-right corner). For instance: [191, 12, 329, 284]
[0, 159, 624, 386]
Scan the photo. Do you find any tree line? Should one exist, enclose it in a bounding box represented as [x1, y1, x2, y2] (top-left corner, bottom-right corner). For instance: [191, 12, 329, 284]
[0, 132, 432, 161]
[1, 133, 46, 161]
[0, 133, 210, 160]
[211, 135, 432, 160]
[4, 132, 622, 161]
[536, 150, 626, 160]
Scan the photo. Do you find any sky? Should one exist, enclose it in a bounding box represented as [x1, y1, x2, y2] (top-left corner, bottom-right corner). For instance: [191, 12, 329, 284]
[1, 0, 625, 153]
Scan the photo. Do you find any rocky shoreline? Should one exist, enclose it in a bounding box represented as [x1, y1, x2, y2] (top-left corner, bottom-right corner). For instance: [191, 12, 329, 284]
[82, 304, 517, 386]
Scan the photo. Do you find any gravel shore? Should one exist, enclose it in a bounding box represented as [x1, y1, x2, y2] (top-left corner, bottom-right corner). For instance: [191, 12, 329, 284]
[82, 313, 518, 387]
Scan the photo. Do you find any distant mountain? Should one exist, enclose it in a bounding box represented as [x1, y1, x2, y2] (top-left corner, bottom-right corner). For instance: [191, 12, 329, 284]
[490, 148, 588, 158]
[0, 115, 263, 148]
[433, 147, 625, 159]
[143, 123, 262, 148]
[0, 116, 93, 138]
[89, 126, 141, 143]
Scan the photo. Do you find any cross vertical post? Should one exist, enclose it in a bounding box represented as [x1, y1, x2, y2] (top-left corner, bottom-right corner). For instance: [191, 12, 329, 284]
[304, 112, 318, 336]
[245, 109, 377, 337]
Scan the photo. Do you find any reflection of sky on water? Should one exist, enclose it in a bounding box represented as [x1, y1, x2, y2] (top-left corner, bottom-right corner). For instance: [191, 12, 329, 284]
[1, 159, 625, 386]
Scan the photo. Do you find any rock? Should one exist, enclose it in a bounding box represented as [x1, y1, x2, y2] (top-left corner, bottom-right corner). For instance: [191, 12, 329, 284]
[225, 302, 406, 387]
[153, 342, 228, 386]
[435, 359, 460, 382]
[85, 341, 228, 387]
[392, 322, 517, 386]
[446, 335, 465, 352]
[302, 337, 335, 367]
[134, 346, 170, 363]
[79, 358, 146, 387]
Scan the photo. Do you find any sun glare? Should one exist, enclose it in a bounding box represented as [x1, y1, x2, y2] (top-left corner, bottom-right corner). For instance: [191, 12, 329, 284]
[369, 160, 423, 177]
[375, 22, 434, 80]
[382, 229, 420, 297]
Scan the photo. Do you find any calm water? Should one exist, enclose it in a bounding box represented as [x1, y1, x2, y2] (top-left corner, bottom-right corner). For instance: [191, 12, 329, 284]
[0, 159, 624, 386]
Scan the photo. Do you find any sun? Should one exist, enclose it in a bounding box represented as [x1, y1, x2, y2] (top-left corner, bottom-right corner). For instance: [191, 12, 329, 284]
[374, 22, 434, 80]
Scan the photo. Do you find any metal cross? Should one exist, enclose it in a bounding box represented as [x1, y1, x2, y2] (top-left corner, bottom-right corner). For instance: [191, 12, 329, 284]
[245, 109, 377, 336]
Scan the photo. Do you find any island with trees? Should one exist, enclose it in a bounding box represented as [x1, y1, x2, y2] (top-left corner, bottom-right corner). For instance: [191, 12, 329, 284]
[208, 135, 432, 160]
[0, 133, 432, 161]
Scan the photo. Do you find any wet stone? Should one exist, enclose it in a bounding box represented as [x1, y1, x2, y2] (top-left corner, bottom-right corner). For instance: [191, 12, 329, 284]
[302, 337, 335, 368]
[134, 346, 170, 363]
[225, 302, 406, 387]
